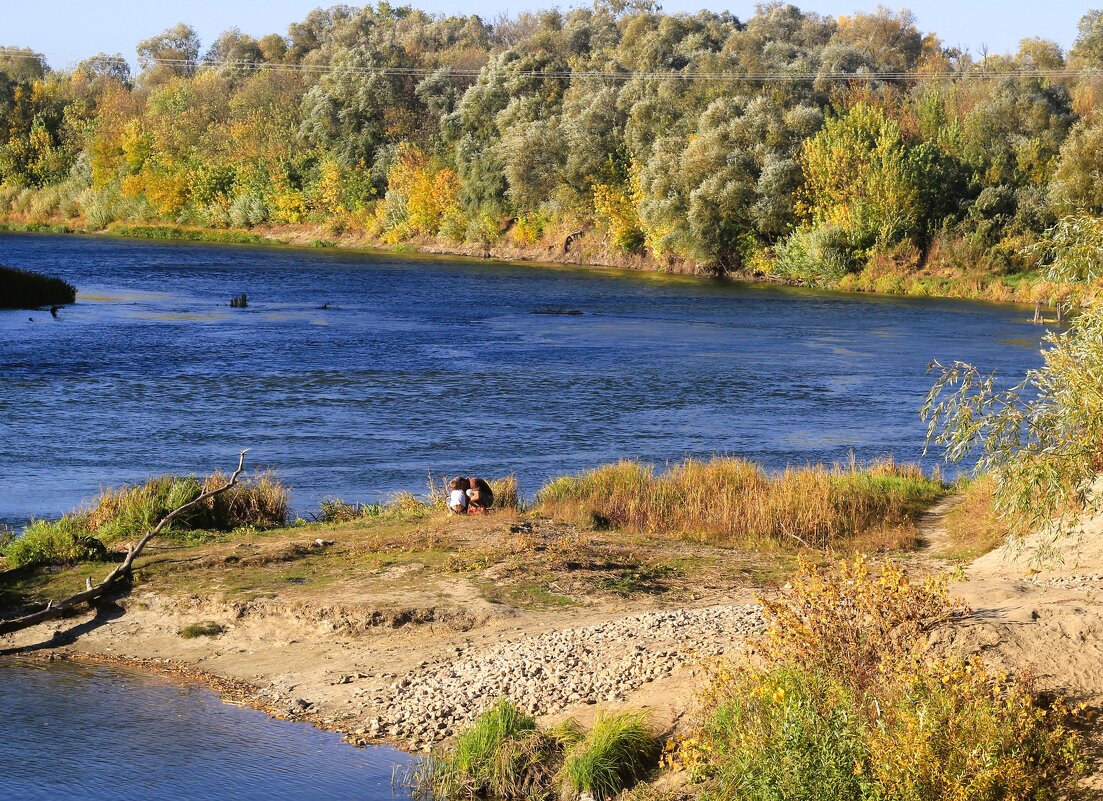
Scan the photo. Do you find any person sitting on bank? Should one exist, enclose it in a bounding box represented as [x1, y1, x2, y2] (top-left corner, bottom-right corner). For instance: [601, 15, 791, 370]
[448, 476, 469, 514]
[465, 476, 494, 514]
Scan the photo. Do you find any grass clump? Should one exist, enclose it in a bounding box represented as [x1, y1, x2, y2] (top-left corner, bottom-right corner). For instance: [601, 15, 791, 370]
[414, 701, 659, 801]
[178, 620, 224, 638]
[679, 556, 1083, 801]
[420, 699, 554, 799]
[537, 456, 945, 549]
[560, 712, 660, 800]
[0, 264, 76, 308]
[3, 471, 289, 570]
[85, 470, 289, 542]
[4, 517, 107, 569]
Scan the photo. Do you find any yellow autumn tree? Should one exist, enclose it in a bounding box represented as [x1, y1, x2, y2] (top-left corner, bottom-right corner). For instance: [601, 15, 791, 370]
[799, 103, 921, 247]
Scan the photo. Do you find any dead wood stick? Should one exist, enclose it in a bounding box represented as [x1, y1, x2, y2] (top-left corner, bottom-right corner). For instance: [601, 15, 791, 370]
[0, 450, 249, 636]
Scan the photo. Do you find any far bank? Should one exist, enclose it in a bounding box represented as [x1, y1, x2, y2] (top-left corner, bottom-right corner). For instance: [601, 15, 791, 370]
[0, 216, 1069, 312]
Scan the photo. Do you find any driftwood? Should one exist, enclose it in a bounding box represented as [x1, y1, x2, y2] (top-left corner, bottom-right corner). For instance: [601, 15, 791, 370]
[0, 450, 248, 636]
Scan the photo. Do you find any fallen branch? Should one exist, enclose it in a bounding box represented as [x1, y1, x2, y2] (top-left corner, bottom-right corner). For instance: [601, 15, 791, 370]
[0, 450, 249, 636]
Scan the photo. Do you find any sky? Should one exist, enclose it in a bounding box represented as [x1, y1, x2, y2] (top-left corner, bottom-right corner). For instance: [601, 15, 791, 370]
[0, 0, 1092, 69]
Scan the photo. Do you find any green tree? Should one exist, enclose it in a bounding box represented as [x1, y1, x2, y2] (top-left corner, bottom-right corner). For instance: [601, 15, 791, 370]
[924, 216, 1103, 557]
[137, 23, 202, 84]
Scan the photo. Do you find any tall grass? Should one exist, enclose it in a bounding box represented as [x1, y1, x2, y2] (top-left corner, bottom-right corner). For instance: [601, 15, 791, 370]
[2, 471, 289, 569]
[0, 265, 76, 308]
[560, 712, 660, 800]
[85, 470, 289, 541]
[413, 701, 659, 801]
[536, 456, 945, 548]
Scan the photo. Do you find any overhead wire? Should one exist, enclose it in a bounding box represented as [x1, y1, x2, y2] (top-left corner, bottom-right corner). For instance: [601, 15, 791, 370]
[0, 46, 1099, 83]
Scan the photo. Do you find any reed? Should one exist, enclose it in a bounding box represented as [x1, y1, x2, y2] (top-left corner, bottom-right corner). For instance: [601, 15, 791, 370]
[536, 456, 945, 549]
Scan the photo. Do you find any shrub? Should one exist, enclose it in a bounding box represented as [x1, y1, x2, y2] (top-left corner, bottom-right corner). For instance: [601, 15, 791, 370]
[0, 265, 76, 308]
[536, 457, 945, 549]
[760, 555, 960, 692]
[686, 558, 1083, 801]
[772, 224, 859, 285]
[4, 517, 107, 569]
[559, 712, 660, 800]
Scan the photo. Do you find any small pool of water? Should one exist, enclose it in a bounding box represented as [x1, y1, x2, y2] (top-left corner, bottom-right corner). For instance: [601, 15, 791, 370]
[0, 658, 412, 801]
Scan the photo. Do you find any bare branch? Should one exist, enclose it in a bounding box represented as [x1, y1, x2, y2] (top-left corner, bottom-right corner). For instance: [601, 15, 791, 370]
[0, 451, 249, 636]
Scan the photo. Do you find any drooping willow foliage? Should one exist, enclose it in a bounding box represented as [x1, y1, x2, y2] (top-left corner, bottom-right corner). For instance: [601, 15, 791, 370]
[923, 216, 1103, 557]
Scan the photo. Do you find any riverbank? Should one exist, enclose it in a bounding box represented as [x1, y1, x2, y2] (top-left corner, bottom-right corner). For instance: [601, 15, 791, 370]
[5, 503, 1103, 788]
[0, 216, 1064, 309]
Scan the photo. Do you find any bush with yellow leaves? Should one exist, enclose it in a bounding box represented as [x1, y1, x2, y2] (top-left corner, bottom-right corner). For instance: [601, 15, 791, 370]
[682, 556, 1083, 801]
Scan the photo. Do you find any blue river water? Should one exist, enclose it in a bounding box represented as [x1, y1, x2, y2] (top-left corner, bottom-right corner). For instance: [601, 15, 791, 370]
[0, 658, 411, 801]
[0, 232, 1045, 527]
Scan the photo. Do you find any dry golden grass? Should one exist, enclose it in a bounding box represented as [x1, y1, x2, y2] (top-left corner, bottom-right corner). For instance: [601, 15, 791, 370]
[536, 457, 945, 550]
[939, 477, 1009, 560]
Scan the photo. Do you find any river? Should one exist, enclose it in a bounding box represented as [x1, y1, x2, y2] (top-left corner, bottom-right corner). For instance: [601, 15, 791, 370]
[0, 232, 1045, 528]
[0, 657, 410, 800]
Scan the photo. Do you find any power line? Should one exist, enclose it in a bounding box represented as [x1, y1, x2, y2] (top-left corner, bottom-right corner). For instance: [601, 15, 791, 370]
[1, 46, 1099, 83]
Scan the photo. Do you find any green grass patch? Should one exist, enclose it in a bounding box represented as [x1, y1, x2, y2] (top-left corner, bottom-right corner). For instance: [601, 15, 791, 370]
[105, 223, 277, 245]
[0, 264, 76, 308]
[178, 620, 224, 638]
[560, 711, 660, 800]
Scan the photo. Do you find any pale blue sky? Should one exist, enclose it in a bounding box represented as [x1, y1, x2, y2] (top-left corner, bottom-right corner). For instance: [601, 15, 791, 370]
[0, 0, 1092, 68]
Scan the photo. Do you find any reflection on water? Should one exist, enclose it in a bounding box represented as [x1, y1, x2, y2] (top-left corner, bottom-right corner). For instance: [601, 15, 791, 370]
[0, 233, 1046, 526]
[0, 658, 410, 801]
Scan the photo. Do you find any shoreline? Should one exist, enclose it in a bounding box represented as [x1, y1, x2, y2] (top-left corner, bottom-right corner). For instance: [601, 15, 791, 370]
[0, 218, 1056, 310]
[4, 507, 1103, 798]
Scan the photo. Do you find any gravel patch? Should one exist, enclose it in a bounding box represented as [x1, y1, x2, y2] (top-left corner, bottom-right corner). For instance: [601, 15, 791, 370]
[372, 604, 763, 748]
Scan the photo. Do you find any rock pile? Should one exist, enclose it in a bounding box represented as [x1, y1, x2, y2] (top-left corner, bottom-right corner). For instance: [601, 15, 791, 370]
[374, 604, 763, 748]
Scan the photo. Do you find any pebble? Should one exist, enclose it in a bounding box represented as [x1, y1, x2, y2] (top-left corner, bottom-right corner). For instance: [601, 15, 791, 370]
[375, 604, 763, 746]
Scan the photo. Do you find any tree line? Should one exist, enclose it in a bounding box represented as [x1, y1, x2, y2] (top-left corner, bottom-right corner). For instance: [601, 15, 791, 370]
[2, 2, 1103, 294]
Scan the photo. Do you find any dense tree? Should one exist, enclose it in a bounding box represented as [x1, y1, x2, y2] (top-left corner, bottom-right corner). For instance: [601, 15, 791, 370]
[0, 2, 1100, 291]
